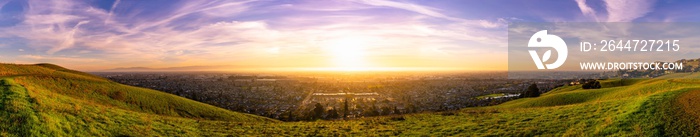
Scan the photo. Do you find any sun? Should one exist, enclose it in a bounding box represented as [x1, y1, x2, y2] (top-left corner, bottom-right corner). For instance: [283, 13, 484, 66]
[325, 36, 370, 70]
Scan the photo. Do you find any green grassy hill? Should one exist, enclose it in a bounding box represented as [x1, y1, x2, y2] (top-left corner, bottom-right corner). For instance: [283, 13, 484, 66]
[1, 63, 699, 136]
[0, 63, 274, 136]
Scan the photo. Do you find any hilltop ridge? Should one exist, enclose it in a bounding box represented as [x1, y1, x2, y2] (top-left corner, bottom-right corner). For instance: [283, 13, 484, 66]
[0, 63, 274, 136]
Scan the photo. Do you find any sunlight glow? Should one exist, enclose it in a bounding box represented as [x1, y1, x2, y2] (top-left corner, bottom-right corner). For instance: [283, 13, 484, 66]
[325, 36, 371, 69]
[288, 67, 467, 72]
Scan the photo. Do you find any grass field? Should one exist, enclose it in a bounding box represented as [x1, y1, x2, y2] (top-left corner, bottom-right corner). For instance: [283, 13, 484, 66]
[0, 63, 274, 136]
[1, 63, 699, 136]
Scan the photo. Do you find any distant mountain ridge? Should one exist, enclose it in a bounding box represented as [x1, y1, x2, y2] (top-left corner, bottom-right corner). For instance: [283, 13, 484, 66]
[104, 65, 240, 72]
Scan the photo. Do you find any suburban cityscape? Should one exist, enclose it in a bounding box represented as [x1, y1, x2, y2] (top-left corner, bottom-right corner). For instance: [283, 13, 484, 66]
[96, 71, 570, 121]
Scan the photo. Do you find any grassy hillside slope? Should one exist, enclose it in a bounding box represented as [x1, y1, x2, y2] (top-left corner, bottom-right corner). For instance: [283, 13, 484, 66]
[0, 63, 274, 136]
[1, 63, 699, 136]
[208, 73, 700, 136]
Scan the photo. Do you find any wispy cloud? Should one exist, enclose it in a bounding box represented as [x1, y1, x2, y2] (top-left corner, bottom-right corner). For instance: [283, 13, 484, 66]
[48, 20, 89, 54]
[353, 0, 454, 20]
[575, 0, 656, 22]
[352, 0, 506, 28]
[576, 0, 656, 22]
[20, 54, 100, 63]
[0, 0, 513, 70]
[105, 0, 120, 24]
[1, 0, 689, 71]
[575, 0, 600, 22]
[604, 0, 655, 22]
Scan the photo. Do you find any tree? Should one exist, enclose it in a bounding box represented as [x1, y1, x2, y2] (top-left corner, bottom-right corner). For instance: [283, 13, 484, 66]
[520, 83, 540, 98]
[372, 104, 380, 116]
[406, 104, 416, 113]
[285, 110, 295, 121]
[343, 98, 349, 118]
[365, 104, 379, 116]
[312, 103, 325, 119]
[393, 106, 401, 114]
[380, 106, 392, 115]
[582, 80, 602, 89]
[327, 107, 340, 119]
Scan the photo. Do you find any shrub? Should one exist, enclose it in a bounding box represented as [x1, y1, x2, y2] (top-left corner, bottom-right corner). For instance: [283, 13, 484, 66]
[389, 116, 405, 121]
[582, 80, 602, 89]
[520, 83, 540, 98]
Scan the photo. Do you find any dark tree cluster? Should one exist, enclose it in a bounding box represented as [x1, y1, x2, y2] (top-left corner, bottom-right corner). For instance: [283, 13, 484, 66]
[520, 83, 540, 98]
[581, 79, 601, 89]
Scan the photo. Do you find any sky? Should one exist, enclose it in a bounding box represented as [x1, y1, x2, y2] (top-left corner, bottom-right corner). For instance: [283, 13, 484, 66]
[0, 0, 698, 71]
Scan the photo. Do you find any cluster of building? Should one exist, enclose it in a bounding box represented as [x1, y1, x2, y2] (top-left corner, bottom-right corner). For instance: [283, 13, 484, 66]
[95, 72, 566, 121]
